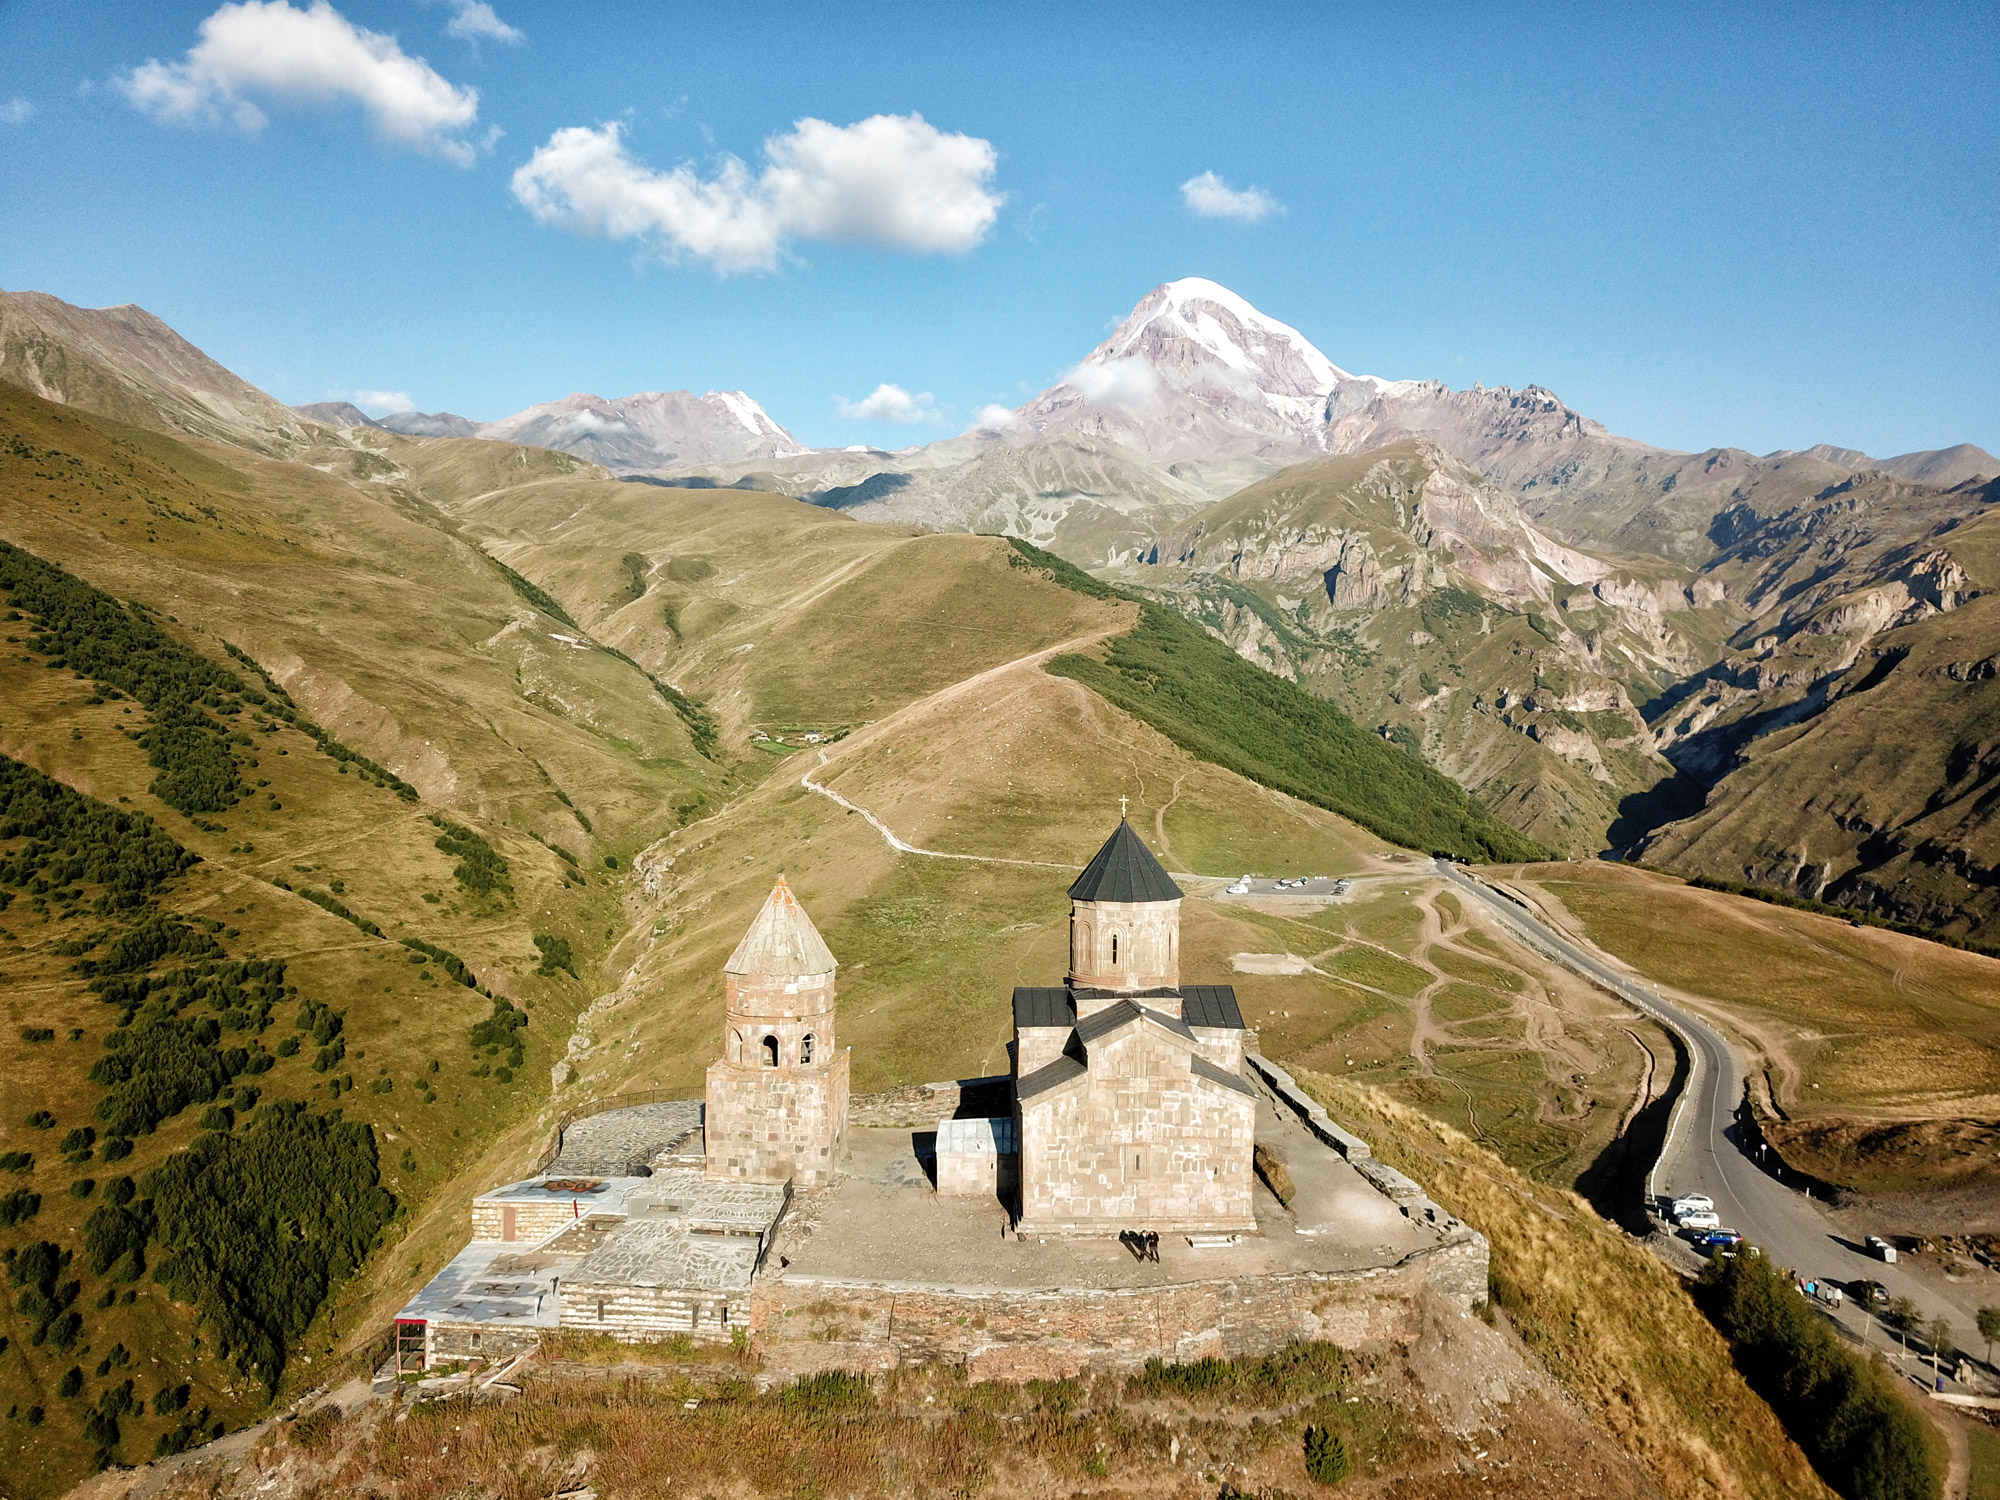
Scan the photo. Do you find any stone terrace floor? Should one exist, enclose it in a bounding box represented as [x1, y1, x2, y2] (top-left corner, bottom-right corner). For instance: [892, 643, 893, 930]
[549, 1100, 704, 1177]
[767, 1093, 1437, 1293]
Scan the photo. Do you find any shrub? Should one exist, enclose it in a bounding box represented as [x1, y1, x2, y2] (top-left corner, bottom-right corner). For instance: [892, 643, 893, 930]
[1304, 1424, 1351, 1485]
[27, 1111, 54, 1130]
[0, 1190, 41, 1226]
[57, 1366, 82, 1399]
[0, 1152, 32, 1172]
[19, 1026, 53, 1042]
[777, 1370, 873, 1416]
[429, 816, 511, 899]
[289, 1404, 342, 1452]
[533, 932, 575, 978]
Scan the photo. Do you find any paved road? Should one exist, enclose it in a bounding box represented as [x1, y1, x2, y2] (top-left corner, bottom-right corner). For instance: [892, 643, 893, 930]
[1435, 859, 1986, 1378]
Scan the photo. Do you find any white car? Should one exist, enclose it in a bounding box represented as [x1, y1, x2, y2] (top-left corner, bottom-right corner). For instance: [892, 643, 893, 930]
[1678, 1210, 1722, 1232]
[1226, 879, 1250, 896]
[1670, 1194, 1714, 1219]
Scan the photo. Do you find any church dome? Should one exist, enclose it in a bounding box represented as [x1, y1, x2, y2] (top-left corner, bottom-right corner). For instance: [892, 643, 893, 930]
[1069, 821, 1183, 904]
[725, 876, 837, 978]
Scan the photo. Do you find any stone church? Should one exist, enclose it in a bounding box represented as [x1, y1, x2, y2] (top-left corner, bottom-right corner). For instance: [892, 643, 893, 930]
[1009, 821, 1257, 1235]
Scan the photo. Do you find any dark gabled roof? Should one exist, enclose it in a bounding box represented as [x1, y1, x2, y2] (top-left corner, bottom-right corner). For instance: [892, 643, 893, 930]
[1191, 1055, 1256, 1098]
[1016, 1054, 1087, 1103]
[1012, 987, 1074, 1029]
[1181, 985, 1247, 1031]
[1075, 999, 1195, 1047]
[1068, 821, 1184, 905]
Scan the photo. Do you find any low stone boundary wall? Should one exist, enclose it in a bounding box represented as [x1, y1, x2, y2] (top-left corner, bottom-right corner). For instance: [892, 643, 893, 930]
[750, 1236, 1488, 1381]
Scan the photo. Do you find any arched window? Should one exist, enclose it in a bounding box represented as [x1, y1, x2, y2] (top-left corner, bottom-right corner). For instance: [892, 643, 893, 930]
[1077, 922, 1092, 966]
[1110, 932, 1121, 965]
[800, 1032, 815, 1065]
[762, 1034, 779, 1068]
[730, 1028, 743, 1064]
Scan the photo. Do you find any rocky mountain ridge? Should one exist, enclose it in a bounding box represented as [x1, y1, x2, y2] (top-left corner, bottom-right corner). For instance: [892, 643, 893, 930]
[12, 279, 2000, 934]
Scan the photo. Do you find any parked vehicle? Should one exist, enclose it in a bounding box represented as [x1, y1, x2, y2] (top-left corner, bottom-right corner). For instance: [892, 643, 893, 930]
[1866, 1235, 1898, 1263]
[1670, 1194, 1715, 1219]
[1226, 878, 1251, 896]
[1678, 1210, 1722, 1232]
[1849, 1279, 1890, 1309]
[1695, 1229, 1743, 1249]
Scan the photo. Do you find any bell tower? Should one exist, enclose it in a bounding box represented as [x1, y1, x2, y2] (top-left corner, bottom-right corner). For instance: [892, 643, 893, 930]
[704, 876, 850, 1186]
[1065, 820, 1184, 1016]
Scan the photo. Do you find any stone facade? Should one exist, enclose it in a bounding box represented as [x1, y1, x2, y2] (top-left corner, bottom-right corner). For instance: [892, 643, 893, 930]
[1017, 1012, 1257, 1234]
[1069, 896, 1182, 999]
[1013, 823, 1256, 1235]
[705, 877, 850, 1187]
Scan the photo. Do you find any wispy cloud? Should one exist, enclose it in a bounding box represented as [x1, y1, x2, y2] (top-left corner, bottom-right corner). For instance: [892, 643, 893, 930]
[970, 403, 1022, 432]
[445, 2, 522, 44]
[119, 1, 484, 165]
[511, 112, 1002, 275]
[835, 383, 941, 424]
[0, 97, 34, 126]
[1065, 357, 1159, 412]
[340, 387, 413, 415]
[1180, 170, 1282, 222]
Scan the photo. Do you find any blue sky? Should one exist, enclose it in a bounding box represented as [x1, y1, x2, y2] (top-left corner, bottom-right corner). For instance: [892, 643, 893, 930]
[1, 2, 1995, 457]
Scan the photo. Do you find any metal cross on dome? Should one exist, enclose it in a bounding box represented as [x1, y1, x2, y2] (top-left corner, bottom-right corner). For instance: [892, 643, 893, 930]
[1119, 795, 1129, 819]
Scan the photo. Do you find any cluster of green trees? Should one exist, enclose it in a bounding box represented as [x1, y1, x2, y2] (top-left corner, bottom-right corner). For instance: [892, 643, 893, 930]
[1008, 539, 1547, 863]
[0, 541, 254, 815]
[0, 753, 199, 910]
[470, 996, 527, 1078]
[146, 1102, 394, 1391]
[220, 643, 418, 801]
[276, 881, 384, 937]
[5, 1240, 81, 1350]
[1702, 1251, 1939, 1500]
[399, 935, 480, 989]
[428, 814, 512, 898]
[534, 931, 575, 977]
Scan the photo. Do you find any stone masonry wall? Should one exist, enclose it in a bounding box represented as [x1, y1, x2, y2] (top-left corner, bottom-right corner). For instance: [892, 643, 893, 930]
[750, 1235, 1488, 1382]
[1070, 898, 1182, 997]
[471, 1196, 592, 1244]
[1018, 1031, 1255, 1233]
[560, 1280, 747, 1341]
[706, 1047, 850, 1188]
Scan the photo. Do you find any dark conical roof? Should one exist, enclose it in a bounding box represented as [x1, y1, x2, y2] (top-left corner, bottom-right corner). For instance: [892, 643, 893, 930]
[1069, 821, 1183, 904]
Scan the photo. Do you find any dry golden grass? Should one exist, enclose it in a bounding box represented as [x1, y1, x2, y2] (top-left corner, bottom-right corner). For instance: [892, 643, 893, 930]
[1296, 1070, 1834, 1500]
[1509, 862, 2000, 1120]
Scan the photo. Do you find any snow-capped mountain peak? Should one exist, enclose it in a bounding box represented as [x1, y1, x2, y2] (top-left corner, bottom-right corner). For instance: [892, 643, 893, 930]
[1010, 277, 1400, 465]
[1100, 276, 1351, 396]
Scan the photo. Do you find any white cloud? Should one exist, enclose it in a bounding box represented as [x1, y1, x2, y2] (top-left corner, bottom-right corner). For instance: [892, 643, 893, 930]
[511, 113, 1001, 274]
[835, 384, 940, 424]
[0, 97, 34, 126]
[445, 2, 522, 44]
[971, 403, 1022, 432]
[119, 1, 483, 165]
[1180, 170, 1282, 222]
[1065, 357, 1159, 412]
[343, 388, 412, 414]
